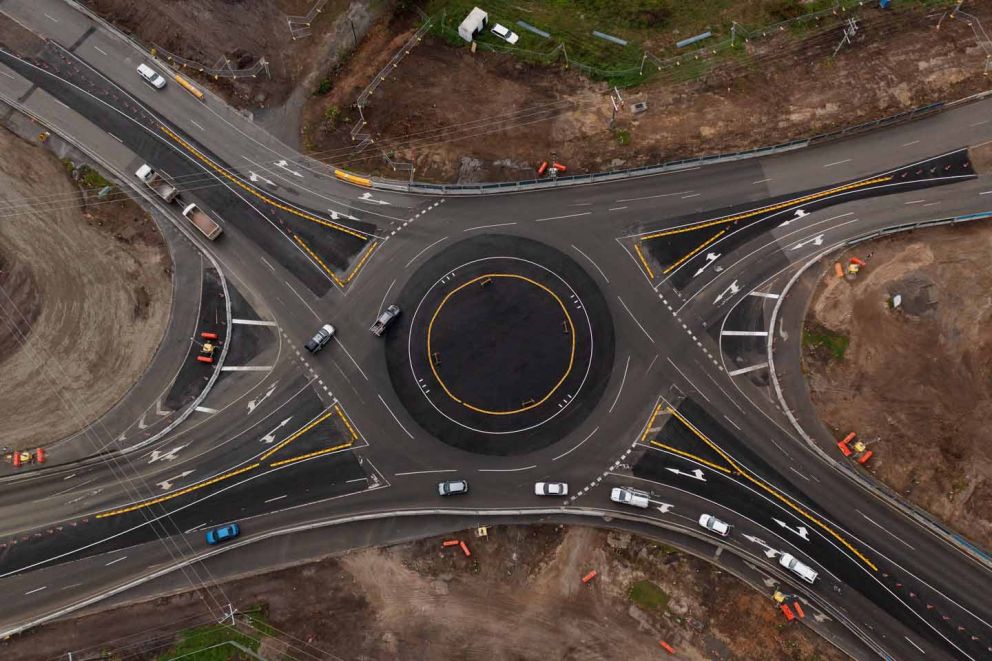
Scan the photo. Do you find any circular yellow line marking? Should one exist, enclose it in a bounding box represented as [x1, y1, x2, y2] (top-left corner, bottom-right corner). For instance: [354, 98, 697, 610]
[427, 273, 576, 415]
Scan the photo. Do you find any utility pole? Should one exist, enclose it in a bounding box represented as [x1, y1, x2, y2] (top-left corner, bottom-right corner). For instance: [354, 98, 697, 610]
[832, 17, 859, 57]
[609, 87, 624, 129]
[218, 603, 238, 626]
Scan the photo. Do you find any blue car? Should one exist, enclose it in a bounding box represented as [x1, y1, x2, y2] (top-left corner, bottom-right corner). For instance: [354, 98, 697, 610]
[205, 523, 240, 545]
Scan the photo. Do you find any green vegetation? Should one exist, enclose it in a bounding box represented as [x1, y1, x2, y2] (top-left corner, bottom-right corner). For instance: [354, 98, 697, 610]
[157, 605, 275, 661]
[803, 325, 850, 360]
[614, 128, 631, 146]
[324, 104, 342, 126]
[77, 165, 112, 190]
[629, 579, 670, 612]
[314, 78, 333, 96]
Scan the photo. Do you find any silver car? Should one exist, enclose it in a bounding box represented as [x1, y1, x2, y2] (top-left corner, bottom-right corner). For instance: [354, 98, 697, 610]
[438, 479, 469, 496]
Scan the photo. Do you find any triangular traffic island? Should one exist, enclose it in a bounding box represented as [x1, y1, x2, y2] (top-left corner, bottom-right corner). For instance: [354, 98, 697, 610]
[636, 400, 736, 475]
[261, 404, 359, 468]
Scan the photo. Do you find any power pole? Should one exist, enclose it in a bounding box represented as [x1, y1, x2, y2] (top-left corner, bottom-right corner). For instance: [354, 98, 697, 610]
[609, 87, 624, 129]
[833, 17, 859, 57]
[218, 603, 238, 625]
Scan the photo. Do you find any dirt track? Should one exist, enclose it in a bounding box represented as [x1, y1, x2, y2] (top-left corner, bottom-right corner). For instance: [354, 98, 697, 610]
[804, 222, 992, 550]
[0, 128, 171, 450]
[1, 526, 841, 660]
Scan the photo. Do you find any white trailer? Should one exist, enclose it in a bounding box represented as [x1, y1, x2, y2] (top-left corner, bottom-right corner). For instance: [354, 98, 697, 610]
[458, 7, 488, 43]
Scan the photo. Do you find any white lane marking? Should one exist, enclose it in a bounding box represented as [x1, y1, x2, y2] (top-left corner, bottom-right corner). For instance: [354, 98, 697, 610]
[681, 193, 701, 199]
[378, 394, 414, 439]
[728, 362, 768, 376]
[232, 318, 277, 326]
[24, 586, 47, 595]
[616, 296, 654, 344]
[856, 509, 915, 550]
[553, 426, 599, 461]
[616, 190, 692, 203]
[0, 70, 13, 79]
[749, 291, 779, 299]
[571, 244, 609, 283]
[666, 357, 710, 403]
[405, 236, 448, 268]
[105, 556, 128, 567]
[220, 365, 273, 372]
[260, 256, 275, 271]
[721, 330, 768, 337]
[107, 132, 124, 143]
[608, 206, 627, 211]
[902, 140, 920, 147]
[980, 190, 992, 195]
[645, 354, 659, 374]
[608, 356, 631, 413]
[194, 406, 218, 414]
[463, 222, 517, 232]
[334, 338, 368, 381]
[905, 637, 926, 654]
[923, 202, 940, 207]
[93, 45, 107, 56]
[190, 120, 205, 131]
[478, 465, 537, 472]
[904, 200, 926, 205]
[972, 120, 990, 126]
[394, 469, 458, 476]
[284, 280, 319, 319]
[823, 158, 852, 168]
[184, 523, 206, 533]
[752, 177, 772, 184]
[533, 211, 591, 222]
[60, 583, 82, 591]
[378, 278, 397, 318]
[264, 495, 287, 503]
[788, 466, 810, 482]
[44, 13, 58, 22]
[347, 477, 368, 483]
[62, 473, 76, 481]
[54, 99, 70, 110]
[723, 415, 741, 431]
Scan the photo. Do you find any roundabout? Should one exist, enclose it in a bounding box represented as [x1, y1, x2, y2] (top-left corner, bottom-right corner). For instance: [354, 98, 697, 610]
[386, 235, 615, 455]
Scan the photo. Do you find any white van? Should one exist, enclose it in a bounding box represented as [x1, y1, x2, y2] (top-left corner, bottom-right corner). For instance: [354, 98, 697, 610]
[779, 552, 818, 584]
[136, 63, 166, 89]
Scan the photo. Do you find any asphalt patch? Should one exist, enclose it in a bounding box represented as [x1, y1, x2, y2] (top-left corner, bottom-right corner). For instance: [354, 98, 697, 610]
[164, 265, 225, 410]
[386, 235, 615, 455]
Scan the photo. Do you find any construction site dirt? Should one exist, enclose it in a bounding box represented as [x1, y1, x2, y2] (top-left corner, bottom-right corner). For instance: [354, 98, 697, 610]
[0, 526, 844, 660]
[803, 222, 992, 551]
[0, 126, 172, 451]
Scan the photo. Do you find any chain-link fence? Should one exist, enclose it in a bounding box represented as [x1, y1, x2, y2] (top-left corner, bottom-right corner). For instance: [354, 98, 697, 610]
[151, 44, 269, 80]
[287, 0, 330, 40]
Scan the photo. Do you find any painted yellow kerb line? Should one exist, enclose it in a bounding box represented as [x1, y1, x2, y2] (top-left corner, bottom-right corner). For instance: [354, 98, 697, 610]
[158, 125, 368, 241]
[663, 228, 726, 275]
[334, 403, 359, 441]
[666, 406, 877, 571]
[640, 403, 664, 442]
[639, 176, 892, 242]
[633, 242, 655, 279]
[649, 441, 733, 474]
[96, 463, 261, 518]
[427, 273, 576, 415]
[269, 442, 353, 468]
[260, 410, 336, 462]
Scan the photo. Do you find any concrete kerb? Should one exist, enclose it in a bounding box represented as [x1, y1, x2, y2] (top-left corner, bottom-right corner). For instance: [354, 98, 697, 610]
[0, 92, 233, 473]
[766, 213, 992, 574]
[0, 506, 878, 658]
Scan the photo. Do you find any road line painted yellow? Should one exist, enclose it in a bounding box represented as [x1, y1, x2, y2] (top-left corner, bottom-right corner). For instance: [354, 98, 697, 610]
[260, 410, 336, 462]
[665, 406, 876, 571]
[269, 442, 353, 468]
[640, 403, 664, 442]
[294, 235, 344, 287]
[649, 441, 733, 474]
[96, 463, 261, 518]
[633, 242, 655, 279]
[334, 403, 358, 441]
[426, 273, 576, 415]
[639, 176, 891, 242]
[663, 228, 726, 274]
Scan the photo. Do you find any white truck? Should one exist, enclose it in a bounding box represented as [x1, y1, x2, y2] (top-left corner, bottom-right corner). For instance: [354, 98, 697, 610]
[370, 304, 400, 336]
[135, 164, 177, 203]
[181, 203, 223, 241]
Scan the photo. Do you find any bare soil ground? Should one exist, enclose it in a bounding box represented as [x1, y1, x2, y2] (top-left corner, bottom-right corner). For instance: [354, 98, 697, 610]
[0, 127, 171, 450]
[1, 526, 842, 660]
[803, 222, 992, 550]
[304, 3, 991, 182]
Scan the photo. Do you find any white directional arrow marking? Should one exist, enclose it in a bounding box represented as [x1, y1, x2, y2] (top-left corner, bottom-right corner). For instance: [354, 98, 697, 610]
[693, 252, 721, 278]
[248, 171, 276, 186]
[773, 518, 810, 541]
[155, 398, 169, 417]
[260, 417, 293, 444]
[813, 611, 832, 623]
[156, 470, 194, 491]
[148, 445, 187, 464]
[137, 413, 149, 430]
[789, 233, 825, 250]
[713, 280, 741, 306]
[247, 381, 279, 414]
[778, 208, 808, 227]
[274, 160, 304, 178]
[327, 209, 359, 221]
[358, 192, 391, 206]
[665, 467, 706, 482]
[651, 501, 675, 513]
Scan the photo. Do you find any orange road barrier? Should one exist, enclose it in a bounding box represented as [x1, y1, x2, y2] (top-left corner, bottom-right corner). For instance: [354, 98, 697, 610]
[658, 640, 676, 654]
[442, 540, 460, 547]
[793, 602, 805, 619]
[581, 570, 597, 584]
[196, 355, 213, 364]
[459, 541, 471, 557]
[838, 432, 855, 456]
[537, 161, 549, 176]
[333, 168, 372, 188]
[781, 604, 795, 621]
[174, 74, 205, 101]
[834, 262, 844, 278]
[35, 448, 45, 464]
[200, 331, 219, 340]
[552, 162, 567, 172]
[858, 451, 873, 464]
[12, 452, 20, 468]
[850, 257, 867, 267]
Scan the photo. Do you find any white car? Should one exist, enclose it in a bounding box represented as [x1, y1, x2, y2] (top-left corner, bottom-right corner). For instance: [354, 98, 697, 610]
[491, 24, 519, 44]
[438, 479, 469, 496]
[136, 63, 167, 89]
[698, 514, 731, 537]
[779, 552, 818, 584]
[534, 481, 568, 496]
[610, 487, 650, 508]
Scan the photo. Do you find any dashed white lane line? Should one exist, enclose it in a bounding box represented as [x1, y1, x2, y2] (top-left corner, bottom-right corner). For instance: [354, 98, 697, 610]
[608, 206, 628, 211]
[190, 119, 205, 131]
[534, 212, 591, 222]
[93, 45, 107, 56]
[980, 190, 992, 195]
[105, 556, 128, 567]
[972, 120, 990, 126]
[923, 202, 940, 207]
[478, 465, 537, 472]
[43, 12, 58, 22]
[394, 469, 457, 476]
[260, 256, 276, 271]
[616, 190, 693, 203]
[752, 177, 772, 185]
[60, 583, 82, 591]
[904, 200, 926, 205]
[264, 495, 287, 503]
[823, 158, 852, 168]
[681, 193, 701, 199]
[788, 466, 810, 482]
[194, 406, 219, 414]
[902, 140, 920, 147]
[723, 415, 741, 431]
[24, 586, 47, 595]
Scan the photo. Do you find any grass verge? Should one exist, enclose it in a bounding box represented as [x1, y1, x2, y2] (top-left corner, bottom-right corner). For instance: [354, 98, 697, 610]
[803, 324, 850, 360]
[629, 579, 670, 612]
